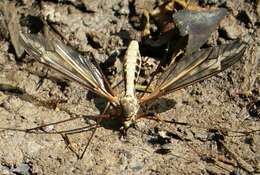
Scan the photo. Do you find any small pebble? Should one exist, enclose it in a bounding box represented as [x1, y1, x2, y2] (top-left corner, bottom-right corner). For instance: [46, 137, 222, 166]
[11, 163, 31, 175]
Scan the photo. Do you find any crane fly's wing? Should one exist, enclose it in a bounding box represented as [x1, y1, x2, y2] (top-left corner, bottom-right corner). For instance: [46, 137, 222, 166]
[140, 41, 247, 104]
[19, 32, 117, 103]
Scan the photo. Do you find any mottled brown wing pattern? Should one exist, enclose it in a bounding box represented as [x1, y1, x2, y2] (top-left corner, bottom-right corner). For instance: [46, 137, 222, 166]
[140, 41, 247, 104]
[19, 32, 117, 103]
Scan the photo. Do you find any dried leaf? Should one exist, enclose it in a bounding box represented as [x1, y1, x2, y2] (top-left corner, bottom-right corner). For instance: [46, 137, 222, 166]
[172, 8, 228, 55]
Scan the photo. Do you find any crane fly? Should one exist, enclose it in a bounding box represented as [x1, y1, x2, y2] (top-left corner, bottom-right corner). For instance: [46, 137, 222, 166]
[19, 31, 246, 131]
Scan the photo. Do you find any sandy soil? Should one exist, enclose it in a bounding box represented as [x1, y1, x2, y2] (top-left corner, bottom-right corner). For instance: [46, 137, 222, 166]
[0, 0, 259, 174]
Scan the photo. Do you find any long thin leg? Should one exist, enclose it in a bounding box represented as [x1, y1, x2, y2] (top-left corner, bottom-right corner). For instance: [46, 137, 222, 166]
[0, 115, 84, 133]
[0, 116, 105, 134]
[78, 102, 111, 159]
[139, 49, 183, 99]
[25, 114, 109, 132]
[63, 102, 111, 159]
[61, 133, 80, 158]
[78, 125, 98, 159]
[60, 123, 99, 159]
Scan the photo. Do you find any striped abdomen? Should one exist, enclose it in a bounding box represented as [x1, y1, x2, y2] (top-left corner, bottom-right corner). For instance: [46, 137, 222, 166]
[123, 40, 141, 96]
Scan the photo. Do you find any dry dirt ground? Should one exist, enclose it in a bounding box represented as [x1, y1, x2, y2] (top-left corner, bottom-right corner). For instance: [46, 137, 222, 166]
[0, 0, 259, 174]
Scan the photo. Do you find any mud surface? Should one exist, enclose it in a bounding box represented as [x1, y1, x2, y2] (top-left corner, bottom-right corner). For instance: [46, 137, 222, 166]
[0, 0, 259, 174]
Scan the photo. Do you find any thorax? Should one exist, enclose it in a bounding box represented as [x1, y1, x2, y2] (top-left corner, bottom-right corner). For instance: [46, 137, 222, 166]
[119, 95, 140, 122]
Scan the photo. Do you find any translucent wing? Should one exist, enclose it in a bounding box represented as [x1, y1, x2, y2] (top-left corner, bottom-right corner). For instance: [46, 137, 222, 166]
[19, 32, 117, 103]
[140, 41, 246, 104]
